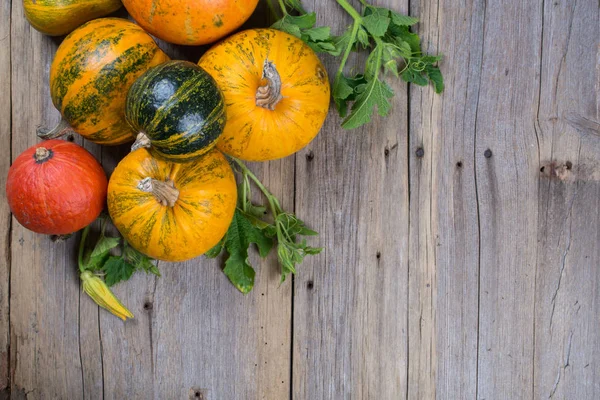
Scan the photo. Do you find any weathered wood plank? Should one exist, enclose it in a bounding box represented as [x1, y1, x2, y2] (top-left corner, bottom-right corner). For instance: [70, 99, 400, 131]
[474, 0, 543, 398]
[293, 1, 410, 398]
[407, 0, 485, 397]
[0, 0, 11, 397]
[534, 0, 600, 398]
[10, 1, 85, 398]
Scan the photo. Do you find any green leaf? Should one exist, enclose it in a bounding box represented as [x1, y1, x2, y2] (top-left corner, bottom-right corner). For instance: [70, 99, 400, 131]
[333, 74, 368, 117]
[122, 243, 160, 277]
[220, 210, 274, 293]
[356, 27, 371, 48]
[361, 7, 391, 38]
[102, 256, 135, 287]
[389, 25, 422, 54]
[205, 239, 225, 259]
[272, 13, 340, 56]
[341, 76, 394, 129]
[223, 252, 256, 294]
[425, 64, 444, 93]
[390, 11, 419, 27]
[303, 26, 331, 41]
[84, 235, 120, 271]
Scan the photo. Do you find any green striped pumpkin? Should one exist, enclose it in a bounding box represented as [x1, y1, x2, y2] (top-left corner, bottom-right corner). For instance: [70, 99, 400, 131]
[126, 61, 226, 163]
[43, 18, 169, 145]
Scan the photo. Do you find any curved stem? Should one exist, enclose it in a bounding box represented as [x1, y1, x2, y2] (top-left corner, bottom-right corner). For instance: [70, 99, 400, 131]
[231, 157, 280, 218]
[138, 177, 180, 207]
[336, 0, 363, 21]
[131, 132, 151, 152]
[277, 0, 289, 15]
[37, 117, 73, 140]
[256, 60, 284, 110]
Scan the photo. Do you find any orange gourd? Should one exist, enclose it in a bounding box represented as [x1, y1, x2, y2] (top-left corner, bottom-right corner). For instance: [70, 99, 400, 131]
[122, 0, 259, 45]
[41, 18, 169, 145]
[6, 140, 107, 235]
[107, 148, 237, 262]
[199, 29, 330, 161]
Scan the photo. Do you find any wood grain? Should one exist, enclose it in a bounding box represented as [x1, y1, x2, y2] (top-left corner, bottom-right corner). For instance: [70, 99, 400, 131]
[0, 0, 11, 397]
[10, 1, 85, 397]
[534, 0, 600, 398]
[473, 1, 543, 398]
[293, 1, 410, 398]
[4, 0, 600, 399]
[407, 0, 485, 397]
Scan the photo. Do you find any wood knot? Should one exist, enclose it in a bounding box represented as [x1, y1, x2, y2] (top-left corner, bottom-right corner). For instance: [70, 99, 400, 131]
[306, 150, 314, 162]
[143, 301, 153, 311]
[540, 161, 573, 181]
[415, 147, 425, 158]
[307, 280, 314, 290]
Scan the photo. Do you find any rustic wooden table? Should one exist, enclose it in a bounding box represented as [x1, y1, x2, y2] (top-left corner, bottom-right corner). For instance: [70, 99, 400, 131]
[1, 0, 599, 399]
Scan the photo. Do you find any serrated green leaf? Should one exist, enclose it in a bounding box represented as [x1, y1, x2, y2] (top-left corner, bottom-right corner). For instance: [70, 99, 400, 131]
[333, 74, 368, 117]
[390, 11, 419, 27]
[401, 67, 429, 86]
[389, 25, 422, 54]
[362, 7, 391, 38]
[205, 239, 225, 259]
[84, 235, 120, 271]
[102, 256, 135, 287]
[303, 26, 331, 41]
[219, 210, 274, 293]
[341, 76, 394, 130]
[356, 27, 371, 48]
[425, 65, 445, 93]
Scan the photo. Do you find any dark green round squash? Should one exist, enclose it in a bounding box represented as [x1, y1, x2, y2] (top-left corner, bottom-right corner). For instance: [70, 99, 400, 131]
[126, 60, 226, 162]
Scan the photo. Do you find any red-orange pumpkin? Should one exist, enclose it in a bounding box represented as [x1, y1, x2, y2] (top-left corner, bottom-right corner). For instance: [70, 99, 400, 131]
[122, 0, 259, 45]
[6, 140, 107, 235]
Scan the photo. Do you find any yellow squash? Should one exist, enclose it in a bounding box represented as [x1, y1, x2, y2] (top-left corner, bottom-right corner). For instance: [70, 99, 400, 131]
[24, 0, 122, 36]
[199, 29, 330, 161]
[107, 148, 237, 262]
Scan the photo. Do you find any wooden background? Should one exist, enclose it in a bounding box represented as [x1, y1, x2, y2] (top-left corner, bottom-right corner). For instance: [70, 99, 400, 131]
[1, 0, 599, 398]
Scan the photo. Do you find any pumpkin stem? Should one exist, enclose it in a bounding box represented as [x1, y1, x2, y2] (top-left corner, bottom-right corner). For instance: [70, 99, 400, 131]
[138, 177, 179, 207]
[131, 132, 152, 152]
[256, 60, 283, 110]
[34, 147, 53, 163]
[37, 117, 73, 140]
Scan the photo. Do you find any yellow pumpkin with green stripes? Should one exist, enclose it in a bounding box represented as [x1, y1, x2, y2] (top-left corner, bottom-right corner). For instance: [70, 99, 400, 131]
[24, 0, 122, 36]
[107, 148, 237, 262]
[127, 60, 226, 163]
[199, 28, 330, 161]
[40, 18, 169, 145]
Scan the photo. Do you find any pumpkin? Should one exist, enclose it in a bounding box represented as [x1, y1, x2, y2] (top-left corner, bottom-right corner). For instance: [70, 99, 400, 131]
[23, 0, 122, 36]
[107, 148, 237, 262]
[39, 18, 169, 145]
[6, 140, 107, 235]
[198, 29, 330, 162]
[121, 0, 259, 46]
[126, 60, 226, 163]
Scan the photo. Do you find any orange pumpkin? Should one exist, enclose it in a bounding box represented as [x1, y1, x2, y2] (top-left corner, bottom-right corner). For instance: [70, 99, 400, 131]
[41, 18, 169, 145]
[107, 148, 237, 262]
[6, 140, 107, 235]
[122, 0, 259, 45]
[199, 29, 330, 161]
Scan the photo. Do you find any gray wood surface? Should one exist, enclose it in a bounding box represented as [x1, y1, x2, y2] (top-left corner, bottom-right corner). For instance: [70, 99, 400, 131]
[0, 0, 11, 397]
[2, 0, 599, 399]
